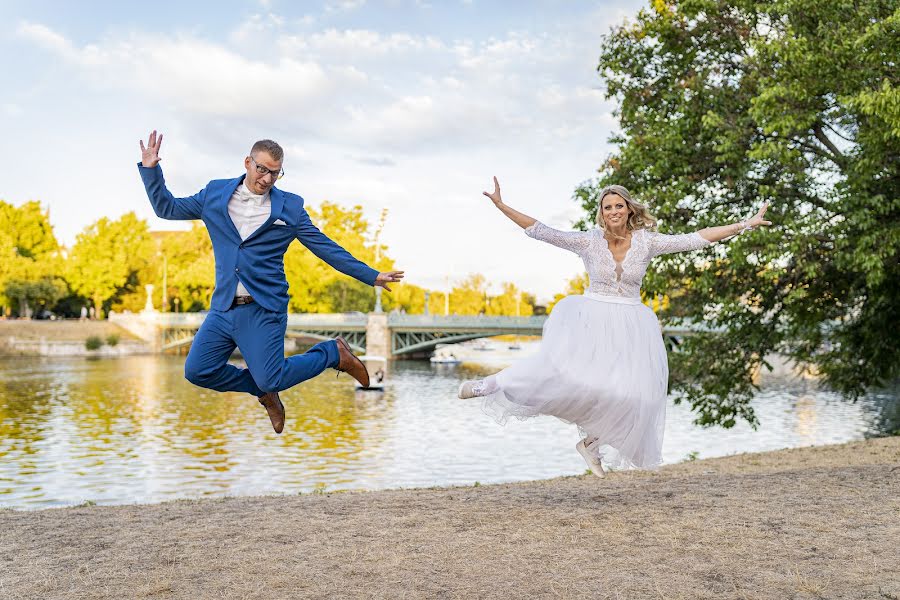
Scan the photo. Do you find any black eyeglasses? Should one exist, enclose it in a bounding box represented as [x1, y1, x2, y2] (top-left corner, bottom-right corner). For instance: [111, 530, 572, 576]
[250, 156, 285, 180]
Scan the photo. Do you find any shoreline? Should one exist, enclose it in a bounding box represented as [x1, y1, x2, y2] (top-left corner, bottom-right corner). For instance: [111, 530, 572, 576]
[0, 320, 150, 357]
[2, 436, 897, 598]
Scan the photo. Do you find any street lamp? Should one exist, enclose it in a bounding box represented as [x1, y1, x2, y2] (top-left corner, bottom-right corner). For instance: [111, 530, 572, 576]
[373, 208, 388, 314]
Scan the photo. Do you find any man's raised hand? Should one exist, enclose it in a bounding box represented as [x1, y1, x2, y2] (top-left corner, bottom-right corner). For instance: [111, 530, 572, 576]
[375, 271, 405, 292]
[139, 130, 163, 168]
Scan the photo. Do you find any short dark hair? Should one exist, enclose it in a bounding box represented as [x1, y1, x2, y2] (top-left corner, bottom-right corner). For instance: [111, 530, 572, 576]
[250, 139, 284, 162]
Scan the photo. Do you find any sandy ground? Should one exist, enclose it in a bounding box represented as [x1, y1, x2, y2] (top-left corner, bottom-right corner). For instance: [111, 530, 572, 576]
[1, 436, 898, 600]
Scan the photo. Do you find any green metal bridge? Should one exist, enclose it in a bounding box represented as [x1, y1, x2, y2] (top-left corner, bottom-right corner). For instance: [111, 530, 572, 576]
[109, 312, 698, 357]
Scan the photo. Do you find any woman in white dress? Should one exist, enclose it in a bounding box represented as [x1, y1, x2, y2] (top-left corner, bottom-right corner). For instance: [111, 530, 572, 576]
[458, 178, 771, 477]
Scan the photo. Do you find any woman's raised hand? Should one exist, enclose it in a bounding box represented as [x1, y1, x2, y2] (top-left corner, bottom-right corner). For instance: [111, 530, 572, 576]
[483, 176, 503, 206]
[748, 202, 773, 229]
[139, 130, 163, 168]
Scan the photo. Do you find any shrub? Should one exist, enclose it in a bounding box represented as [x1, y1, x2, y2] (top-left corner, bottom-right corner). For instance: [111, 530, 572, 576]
[85, 336, 103, 351]
[105, 334, 119, 347]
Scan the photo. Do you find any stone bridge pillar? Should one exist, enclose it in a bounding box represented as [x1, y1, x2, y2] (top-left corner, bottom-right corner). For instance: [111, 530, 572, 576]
[365, 313, 389, 357]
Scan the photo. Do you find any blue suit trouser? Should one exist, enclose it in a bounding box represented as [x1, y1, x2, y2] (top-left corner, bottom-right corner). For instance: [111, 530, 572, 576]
[184, 303, 340, 397]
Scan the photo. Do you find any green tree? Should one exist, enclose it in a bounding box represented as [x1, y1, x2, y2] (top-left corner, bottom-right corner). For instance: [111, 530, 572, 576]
[580, 0, 899, 427]
[285, 202, 393, 313]
[0, 200, 63, 316]
[448, 274, 489, 315]
[486, 282, 535, 317]
[546, 273, 590, 314]
[382, 281, 427, 314]
[3, 276, 68, 317]
[158, 225, 216, 311]
[67, 213, 155, 317]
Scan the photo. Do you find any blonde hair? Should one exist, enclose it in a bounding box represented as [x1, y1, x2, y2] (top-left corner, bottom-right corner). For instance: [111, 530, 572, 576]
[594, 185, 658, 234]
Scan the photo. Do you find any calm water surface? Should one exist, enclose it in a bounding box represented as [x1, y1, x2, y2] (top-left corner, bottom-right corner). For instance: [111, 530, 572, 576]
[1, 342, 897, 509]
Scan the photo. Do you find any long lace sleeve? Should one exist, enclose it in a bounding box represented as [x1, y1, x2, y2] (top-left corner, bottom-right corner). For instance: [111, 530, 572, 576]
[524, 221, 593, 256]
[646, 231, 710, 258]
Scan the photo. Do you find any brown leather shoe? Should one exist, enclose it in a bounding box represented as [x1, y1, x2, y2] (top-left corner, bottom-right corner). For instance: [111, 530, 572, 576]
[258, 392, 285, 434]
[335, 337, 370, 388]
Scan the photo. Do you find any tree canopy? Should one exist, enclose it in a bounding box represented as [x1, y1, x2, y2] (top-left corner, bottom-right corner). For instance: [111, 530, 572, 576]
[0, 200, 63, 316]
[579, 0, 899, 426]
[67, 213, 155, 317]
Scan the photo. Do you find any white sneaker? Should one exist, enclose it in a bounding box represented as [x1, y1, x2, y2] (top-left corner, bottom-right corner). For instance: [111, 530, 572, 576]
[576, 439, 606, 478]
[458, 380, 483, 399]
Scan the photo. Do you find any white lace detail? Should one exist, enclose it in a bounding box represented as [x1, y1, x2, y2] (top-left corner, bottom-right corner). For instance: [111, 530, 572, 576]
[524, 222, 710, 298]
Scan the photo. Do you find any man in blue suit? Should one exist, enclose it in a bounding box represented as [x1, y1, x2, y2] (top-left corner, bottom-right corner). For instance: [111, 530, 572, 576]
[138, 131, 403, 434]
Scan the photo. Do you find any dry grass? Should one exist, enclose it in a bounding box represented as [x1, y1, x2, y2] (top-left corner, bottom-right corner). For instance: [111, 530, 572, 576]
[1, 437, 898, 600]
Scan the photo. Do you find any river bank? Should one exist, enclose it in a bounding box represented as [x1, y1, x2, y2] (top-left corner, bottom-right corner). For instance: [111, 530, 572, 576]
[1, 436, 897, 599]
[0, 320, 149, 356]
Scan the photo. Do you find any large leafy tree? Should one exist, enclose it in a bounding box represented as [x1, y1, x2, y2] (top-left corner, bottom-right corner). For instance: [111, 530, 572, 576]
[449, 274, 490, 315]
[158, 224, 216, 312]
[0, 200, 64, 316]
[285, 202, 393, 313]
[578, 0, 898, 426]
[67, 213, 155, 317]
[486, 283, 535, 317]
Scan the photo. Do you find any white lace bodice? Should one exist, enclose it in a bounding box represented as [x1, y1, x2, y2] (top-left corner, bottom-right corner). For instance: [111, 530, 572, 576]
[524, 221, 710, 298]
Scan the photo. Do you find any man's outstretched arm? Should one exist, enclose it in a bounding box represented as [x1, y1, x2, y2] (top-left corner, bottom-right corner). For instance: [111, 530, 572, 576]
[137, 130, 204, 221]
[296, 210, 404, 290]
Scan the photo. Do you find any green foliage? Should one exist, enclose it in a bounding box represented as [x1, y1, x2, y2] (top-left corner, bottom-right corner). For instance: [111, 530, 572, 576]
[449, 274, 489, 315]
[0, 200, 63, 315]
[67, 213, 155, 317]
[285, 202, 389, 313]
[3, 276, 68, 317]
[546, 273, 589, 313]
[0, 197, 543, 321]
[105, 334, 119, 347]
[85, 336, 103, 351]
[159, 224, 216, 312]
[583, 0, 899, 427]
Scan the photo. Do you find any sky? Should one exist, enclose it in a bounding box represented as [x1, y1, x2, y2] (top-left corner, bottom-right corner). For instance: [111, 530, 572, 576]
[0, 0, 646, 302]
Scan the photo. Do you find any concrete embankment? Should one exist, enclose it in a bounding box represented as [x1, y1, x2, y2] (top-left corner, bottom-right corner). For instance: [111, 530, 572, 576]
[0, 320, 150, 356]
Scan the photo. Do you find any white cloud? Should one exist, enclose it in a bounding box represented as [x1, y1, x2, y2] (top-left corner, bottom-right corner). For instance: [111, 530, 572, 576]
[2, 103, 23, 117]
[10, 8, 631, 299]
[325, 0, 366, 13]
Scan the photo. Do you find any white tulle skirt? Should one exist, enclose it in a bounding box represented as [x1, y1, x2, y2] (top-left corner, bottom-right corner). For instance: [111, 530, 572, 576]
[481, 293, 669, 470]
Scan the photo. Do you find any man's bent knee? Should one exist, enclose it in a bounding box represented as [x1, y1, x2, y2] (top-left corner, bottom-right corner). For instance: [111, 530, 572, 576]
[254, 370, 284, 394]
[185, 362, 216, 388]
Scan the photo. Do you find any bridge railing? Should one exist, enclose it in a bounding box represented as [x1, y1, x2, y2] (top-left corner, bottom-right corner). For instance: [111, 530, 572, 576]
[286, 313, 368, 327]
[388, 314, 547, 330]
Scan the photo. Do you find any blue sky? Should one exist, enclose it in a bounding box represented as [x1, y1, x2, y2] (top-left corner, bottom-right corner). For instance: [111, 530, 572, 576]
[0, 0, 646, 301]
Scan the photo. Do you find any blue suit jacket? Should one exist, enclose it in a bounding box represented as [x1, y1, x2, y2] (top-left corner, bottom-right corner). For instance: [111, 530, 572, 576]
[138, 164, 379, 313]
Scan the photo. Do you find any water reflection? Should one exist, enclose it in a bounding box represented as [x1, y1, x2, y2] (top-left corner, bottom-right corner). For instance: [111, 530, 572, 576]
[0, 350, 896, 509]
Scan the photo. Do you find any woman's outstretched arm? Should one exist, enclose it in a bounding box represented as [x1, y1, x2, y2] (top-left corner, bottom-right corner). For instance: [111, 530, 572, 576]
[698, 203, 772, 242]
[484, 176, 592, 255]
[483, 176, 536, 229]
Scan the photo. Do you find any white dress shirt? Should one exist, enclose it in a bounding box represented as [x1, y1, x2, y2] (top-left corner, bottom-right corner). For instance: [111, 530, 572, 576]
[228, 183, 271, 297]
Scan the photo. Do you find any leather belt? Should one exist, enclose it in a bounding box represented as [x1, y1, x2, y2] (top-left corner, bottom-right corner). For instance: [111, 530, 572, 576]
[232, 295, 254, 307]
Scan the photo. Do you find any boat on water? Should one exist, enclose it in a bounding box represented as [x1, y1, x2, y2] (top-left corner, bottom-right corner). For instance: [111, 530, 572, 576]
[355, 355, 387, 391]
[472, 339, 494, 351]
[430, 352, 461, 365]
